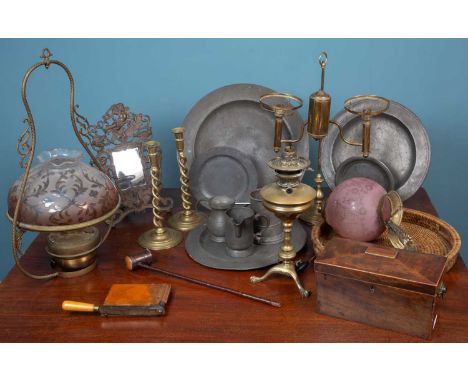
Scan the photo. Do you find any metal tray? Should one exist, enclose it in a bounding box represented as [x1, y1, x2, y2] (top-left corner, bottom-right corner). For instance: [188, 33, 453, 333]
[185, 222, 307, 270]
[321, 100, 431, 201]
[182, 83, 309, 187]
[189, 146, 258, 204]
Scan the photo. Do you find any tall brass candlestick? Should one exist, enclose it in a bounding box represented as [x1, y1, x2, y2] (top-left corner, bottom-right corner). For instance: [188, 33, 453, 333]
[168, 127, 206, 231]
[138, 140, 182, 250]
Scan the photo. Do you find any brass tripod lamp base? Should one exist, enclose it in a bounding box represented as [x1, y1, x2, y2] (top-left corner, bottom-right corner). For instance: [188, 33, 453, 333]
[168, 210, 206, 232]
[251, 260, 310, 298]
[138, 227, 182, 251]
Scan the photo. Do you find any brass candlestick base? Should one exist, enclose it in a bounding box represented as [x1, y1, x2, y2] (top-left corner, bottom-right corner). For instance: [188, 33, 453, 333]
[300, 173, 325, 225]
[138, 227, 182, 250]
[168, 210, 206, 232]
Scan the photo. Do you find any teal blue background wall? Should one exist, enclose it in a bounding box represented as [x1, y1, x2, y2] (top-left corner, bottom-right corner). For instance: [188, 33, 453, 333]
[0, 39, 467, 280]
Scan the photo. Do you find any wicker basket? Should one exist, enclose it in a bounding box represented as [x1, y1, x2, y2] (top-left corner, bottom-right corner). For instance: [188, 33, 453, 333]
[311, 208, 461, 272]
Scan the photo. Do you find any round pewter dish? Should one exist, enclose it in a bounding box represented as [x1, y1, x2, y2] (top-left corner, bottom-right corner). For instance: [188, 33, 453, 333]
[321, 99, 431, 201]
[189, 146, 258, 204]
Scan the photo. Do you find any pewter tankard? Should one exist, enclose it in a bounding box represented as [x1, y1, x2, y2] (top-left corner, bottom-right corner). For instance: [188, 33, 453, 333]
[225, 206, 268, 257]
[250, 189, 283, 244]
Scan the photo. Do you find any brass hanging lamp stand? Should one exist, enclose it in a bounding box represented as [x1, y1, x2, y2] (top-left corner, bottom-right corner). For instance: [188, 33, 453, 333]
[9, 48, 121, 280]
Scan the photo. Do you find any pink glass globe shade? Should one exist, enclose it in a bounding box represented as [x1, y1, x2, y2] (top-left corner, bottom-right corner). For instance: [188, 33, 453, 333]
[8, 148, 120, 228]
[325, 177, 391, 242]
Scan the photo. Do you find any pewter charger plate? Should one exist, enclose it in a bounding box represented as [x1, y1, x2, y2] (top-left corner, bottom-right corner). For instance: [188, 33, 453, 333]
[321, 100, 431, 201]
[185, 222, 307, 271]
[182, 83, 309, 187]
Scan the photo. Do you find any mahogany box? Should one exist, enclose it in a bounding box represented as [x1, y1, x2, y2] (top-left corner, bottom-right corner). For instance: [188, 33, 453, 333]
[314, 237, 447, 339]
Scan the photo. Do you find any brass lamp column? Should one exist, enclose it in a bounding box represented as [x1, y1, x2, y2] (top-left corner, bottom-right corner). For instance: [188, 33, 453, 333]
[250, 93, 316, 297]
[300, 52, 330, 225]
[168, 127, 205, 231]
[138, 140, 182, 250]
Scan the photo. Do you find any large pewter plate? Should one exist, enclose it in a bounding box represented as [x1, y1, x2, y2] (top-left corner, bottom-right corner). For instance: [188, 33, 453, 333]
[321, 100, 431, 201]
[182, 83, 309, 186]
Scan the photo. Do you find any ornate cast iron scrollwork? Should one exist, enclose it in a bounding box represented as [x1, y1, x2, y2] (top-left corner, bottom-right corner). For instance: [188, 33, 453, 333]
[85, 103, 173, 225]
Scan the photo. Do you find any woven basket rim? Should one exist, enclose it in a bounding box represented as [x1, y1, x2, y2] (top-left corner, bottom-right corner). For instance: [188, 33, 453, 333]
[311, 208, 461, 271]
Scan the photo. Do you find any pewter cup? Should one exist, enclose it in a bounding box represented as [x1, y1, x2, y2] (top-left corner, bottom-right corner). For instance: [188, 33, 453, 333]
[201, 196, 235, 243]
[250, 189, 283, 245]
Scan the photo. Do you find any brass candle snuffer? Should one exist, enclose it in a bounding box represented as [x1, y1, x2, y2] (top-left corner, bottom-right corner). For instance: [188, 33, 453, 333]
[250, 93, 316, 297]
[300, 51, 391, 225]
[138, 140, 183, 250]
[168, 127, 206, 231]
[7, 48, 121, 279]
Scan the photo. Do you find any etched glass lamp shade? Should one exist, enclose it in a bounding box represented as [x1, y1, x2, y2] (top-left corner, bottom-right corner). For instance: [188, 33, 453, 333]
[8, 149, 120, 229]
[8, 148, 120, 277]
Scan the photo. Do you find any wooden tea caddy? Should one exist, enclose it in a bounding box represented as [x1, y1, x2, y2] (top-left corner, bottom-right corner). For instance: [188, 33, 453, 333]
[315, 237, 447, 339]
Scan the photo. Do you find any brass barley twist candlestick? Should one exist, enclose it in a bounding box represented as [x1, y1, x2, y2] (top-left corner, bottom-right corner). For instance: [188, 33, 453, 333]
[138, 140, 182, 250]
[168, 127, 206, 231]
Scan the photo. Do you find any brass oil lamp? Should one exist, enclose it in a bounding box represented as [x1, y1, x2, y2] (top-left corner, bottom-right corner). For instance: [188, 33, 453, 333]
[250, 93, 316, 297]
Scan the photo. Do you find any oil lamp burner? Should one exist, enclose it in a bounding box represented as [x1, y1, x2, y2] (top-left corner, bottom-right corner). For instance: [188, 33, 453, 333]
[7, 49, 121, 279]
[250, 93, 316, 297]
[300, 52, 390, 225]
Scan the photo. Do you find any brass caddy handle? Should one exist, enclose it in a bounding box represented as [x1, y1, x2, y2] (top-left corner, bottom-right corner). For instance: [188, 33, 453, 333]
[437, 282, 447, 298]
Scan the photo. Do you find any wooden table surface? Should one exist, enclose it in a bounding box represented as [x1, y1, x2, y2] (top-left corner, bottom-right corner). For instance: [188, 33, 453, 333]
[0, 188, 466, 342]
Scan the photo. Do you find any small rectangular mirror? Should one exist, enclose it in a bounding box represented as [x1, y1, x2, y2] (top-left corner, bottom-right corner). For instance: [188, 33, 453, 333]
[111, 147, 146, 189]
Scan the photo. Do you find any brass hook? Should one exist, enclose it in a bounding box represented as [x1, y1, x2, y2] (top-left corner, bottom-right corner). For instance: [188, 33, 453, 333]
[40, 48, 53, 69]
[318, 51, 328, 68]
[318, 51, 328, 91]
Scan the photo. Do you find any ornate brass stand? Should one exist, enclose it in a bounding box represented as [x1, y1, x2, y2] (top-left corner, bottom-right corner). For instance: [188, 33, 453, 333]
[250, 93, 316, 297]
[168, 127, 206, 231]
[300, 52, 390, 225]
[300, 52, 330, 225]
[138, 140, 182, 250]
[9, 48, 120, 280]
